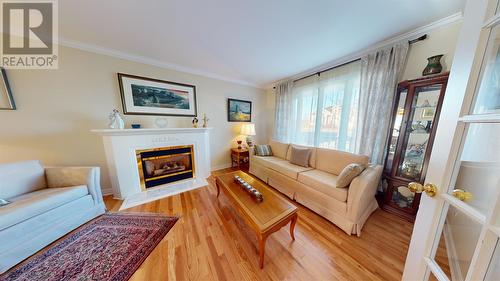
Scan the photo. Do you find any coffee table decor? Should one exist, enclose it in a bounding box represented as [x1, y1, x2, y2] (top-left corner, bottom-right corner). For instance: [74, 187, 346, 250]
[234, 174, 263, 202]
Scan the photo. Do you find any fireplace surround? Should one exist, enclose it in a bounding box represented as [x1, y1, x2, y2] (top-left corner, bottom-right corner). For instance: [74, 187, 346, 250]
[92, 127, 211, 209]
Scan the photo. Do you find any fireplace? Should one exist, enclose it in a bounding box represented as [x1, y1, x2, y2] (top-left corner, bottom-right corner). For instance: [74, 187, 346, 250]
[136, 145, 195, 190]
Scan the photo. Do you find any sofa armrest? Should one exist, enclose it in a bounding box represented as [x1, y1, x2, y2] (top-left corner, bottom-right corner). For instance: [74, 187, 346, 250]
[249, 146, 255, 156]
[346, 165, 383, 221]
[45, 166, 104, 206]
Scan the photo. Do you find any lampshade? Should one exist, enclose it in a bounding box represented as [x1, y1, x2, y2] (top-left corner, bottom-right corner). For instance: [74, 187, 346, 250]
[240, 123, 256, 136]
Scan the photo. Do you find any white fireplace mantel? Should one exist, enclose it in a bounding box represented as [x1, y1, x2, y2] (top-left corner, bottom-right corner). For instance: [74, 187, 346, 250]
[91, 127, 212, 136]
[92, 127, 212, 209]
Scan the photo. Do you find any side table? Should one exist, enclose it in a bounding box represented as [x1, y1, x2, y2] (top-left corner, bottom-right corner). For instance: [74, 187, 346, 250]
[231, 148, 249, 168]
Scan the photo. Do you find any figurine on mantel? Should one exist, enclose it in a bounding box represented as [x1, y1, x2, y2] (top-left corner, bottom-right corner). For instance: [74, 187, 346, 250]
[192, 117, 199, 128]
[202, 113, 209, 128]
[108, 109, 125, 129]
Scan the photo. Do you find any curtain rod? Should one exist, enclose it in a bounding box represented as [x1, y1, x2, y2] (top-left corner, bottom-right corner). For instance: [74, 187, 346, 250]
[273, 34, 428, 89]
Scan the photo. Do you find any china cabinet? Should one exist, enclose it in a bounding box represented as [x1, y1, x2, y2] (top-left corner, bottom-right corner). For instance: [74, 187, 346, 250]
[381, 72, 449, 221]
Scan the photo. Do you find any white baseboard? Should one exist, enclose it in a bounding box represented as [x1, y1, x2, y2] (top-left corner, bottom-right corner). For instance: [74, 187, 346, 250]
[211, 163, 232, 171]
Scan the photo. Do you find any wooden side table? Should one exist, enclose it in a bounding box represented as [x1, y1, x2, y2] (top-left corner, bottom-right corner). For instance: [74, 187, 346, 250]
[231, 148, 249, 168]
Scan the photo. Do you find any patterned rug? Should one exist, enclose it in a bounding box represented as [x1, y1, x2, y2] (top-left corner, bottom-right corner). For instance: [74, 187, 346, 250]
[1, 212, 178, 281]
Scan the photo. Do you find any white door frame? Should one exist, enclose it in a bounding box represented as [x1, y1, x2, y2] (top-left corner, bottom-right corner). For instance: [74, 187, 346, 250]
[402, 0, 494, 280]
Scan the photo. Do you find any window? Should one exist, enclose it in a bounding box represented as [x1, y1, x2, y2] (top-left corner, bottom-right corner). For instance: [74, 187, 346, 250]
[286, 61, 361, 152]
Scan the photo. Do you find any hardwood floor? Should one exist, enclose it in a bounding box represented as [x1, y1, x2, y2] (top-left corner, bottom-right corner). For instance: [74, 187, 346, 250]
[105, 168, 414, 281]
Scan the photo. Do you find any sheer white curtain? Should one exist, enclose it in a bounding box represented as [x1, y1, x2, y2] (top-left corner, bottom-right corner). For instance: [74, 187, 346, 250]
[355, 42, 409, 164]
[274, 61, 361, 152]
[273, 80, 294, 141]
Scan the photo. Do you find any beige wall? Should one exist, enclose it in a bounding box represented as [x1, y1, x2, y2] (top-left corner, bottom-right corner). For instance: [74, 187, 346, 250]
[0, 46, 269, 191]
[402, 21, 462, 80]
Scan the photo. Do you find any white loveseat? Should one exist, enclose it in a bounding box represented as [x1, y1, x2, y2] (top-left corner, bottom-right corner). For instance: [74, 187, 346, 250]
[0, 160, 106, 273]
[250, 140, 382, 236]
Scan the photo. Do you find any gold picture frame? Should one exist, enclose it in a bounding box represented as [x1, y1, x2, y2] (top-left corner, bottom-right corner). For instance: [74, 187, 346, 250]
[421, 107, 435, 119]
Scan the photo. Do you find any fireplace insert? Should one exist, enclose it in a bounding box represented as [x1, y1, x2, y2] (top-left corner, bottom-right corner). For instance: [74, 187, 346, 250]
[136, 145, 195, 190]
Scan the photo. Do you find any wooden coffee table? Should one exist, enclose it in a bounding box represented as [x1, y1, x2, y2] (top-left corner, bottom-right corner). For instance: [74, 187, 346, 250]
[215, 171, 298, 268]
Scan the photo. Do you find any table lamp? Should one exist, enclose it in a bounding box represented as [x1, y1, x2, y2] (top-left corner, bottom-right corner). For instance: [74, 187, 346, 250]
[240, 123, 256, 148]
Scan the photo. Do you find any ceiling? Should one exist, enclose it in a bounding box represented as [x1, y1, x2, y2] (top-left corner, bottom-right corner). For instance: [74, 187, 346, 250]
[59, 0, 465, 87]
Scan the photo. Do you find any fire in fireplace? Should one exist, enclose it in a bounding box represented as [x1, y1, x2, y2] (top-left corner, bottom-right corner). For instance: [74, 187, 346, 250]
[136, 145, 195, 190]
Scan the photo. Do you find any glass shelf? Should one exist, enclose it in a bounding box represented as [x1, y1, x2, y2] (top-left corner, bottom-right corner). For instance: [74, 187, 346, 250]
[396, 84, 442, 181]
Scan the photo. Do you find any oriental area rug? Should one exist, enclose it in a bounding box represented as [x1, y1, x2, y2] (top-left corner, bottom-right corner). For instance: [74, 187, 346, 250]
[1, 212, 178, 281]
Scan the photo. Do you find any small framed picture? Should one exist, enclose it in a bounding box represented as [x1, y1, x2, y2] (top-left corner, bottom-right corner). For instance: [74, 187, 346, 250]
[421, 107, 435, 119]
[227, 98, 252, 122]
[0, 68, 15, 110]
[117, 73, 197, 117]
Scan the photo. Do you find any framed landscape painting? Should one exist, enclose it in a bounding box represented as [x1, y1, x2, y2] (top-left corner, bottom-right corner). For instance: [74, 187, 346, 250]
[118, 73, 197, 116]
[227, 98, 252, 122]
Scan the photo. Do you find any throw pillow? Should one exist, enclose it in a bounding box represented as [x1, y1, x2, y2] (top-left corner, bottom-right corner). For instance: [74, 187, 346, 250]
[0, 198, 11, 207]
[289, 146, 312, 167]
[254, 144, 273, 156]
[336, 164, 365, 188]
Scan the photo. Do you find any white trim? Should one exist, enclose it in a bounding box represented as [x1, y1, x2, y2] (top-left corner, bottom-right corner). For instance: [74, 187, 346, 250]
[269, 12, 464, 88]
[459, 113, 500, 123]
[442, 193, 487, 224]
[91, 127, 213, 136]
[58, 38, 263, 89]
[483, 13, 500, 28]
[425, 257, 451, 281]
[490, 225, 500, 237]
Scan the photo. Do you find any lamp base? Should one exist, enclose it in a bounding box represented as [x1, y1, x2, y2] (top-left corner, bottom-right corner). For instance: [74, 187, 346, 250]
[245, 136, 253, 147]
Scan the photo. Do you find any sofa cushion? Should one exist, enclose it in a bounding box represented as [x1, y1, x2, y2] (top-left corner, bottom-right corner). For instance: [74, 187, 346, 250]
[0, 160, 46, 199]
[251, 155, 286, 168]
[297, 170, 348, 202]
[289, 146, 313, 167]
[269, 140, 289, 159]
[0, 185, 89, 231]
[254, 144, 273, 156]
[315, 148, 369, 175]
[265, 160, 313, 180]
[337, 164, 366, 188]
[286, 144, 317, 168]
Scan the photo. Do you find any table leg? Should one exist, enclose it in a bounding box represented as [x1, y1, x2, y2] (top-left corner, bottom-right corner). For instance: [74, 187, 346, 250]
[290, 213, 298, 240]
[259, 234, 268, 269]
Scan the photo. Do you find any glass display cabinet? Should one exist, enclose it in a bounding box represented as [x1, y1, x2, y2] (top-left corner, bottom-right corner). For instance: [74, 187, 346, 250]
[381, 72, 449, 221]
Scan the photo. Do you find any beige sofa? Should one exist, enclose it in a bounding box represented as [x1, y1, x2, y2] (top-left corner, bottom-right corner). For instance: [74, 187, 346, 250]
[249, 140, 382, 236]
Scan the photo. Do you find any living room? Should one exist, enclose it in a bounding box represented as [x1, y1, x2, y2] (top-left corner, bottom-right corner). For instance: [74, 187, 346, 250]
[1, 0, 499, 280]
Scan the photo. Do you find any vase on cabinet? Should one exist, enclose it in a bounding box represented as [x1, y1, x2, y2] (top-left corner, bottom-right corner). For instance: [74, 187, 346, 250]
[422, 54, 443, 76]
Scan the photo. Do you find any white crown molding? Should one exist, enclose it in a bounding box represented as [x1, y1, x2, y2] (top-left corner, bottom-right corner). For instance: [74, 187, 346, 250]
[267, 12, 464, 89]
[58, 38, 263, 89]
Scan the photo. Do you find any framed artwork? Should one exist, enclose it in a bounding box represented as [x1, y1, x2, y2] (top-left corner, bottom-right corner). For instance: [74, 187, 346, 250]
[421, 107, 435, 119]
[117, 73, 197, 116]
[227, 98, 252, 122]
[0, 68, 15, 110]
